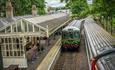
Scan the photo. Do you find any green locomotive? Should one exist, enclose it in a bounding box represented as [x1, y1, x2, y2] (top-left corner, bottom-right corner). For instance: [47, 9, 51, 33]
[61, 20, 82, 50]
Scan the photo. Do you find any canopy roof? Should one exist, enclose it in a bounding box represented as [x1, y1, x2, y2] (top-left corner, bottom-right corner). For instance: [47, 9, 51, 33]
[0, 13, 69, 37]
[24, 13, 66, 24]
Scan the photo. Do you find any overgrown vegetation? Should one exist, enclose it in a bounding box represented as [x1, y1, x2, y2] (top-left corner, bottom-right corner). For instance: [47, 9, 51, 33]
[61, 0, 90, 19]
[91, 0, 115, 34]
[0, 0, 45, 17]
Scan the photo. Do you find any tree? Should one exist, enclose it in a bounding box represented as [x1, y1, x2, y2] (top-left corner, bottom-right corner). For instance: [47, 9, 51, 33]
[0, 0, 45, 17]
[91, 0, 115, 18]
[61, 0, 89, 18]
[91, 0, 115, 34]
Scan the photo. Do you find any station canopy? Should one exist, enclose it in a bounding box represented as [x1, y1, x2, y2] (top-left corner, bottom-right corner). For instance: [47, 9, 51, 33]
[0, 13, 69, 38]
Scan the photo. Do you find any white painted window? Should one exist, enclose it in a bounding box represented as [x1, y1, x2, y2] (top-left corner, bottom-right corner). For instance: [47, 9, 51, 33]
[0, 37, 24, 57]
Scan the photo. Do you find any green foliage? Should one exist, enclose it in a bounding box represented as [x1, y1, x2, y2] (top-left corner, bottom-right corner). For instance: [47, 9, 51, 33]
[0, 0, 45, 17]
[91, 0, 115, 34]
[0, 0, 7, 17]
[91, 0, 115, 18]
[33, 0, 45, 15]
[79, 9, 90, 18]
[112, 18, 115, 26]
[63, 0, 89, 18]
[70, 14, 78, 19]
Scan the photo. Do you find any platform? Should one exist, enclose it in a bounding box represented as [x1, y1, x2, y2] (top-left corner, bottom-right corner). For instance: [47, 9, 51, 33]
[36, 37, 61, 70]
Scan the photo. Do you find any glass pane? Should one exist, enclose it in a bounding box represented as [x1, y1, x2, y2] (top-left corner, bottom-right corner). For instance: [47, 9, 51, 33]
[20, 51, 24, 56]
[5, 38, 8, 43]
[69, 32, 73, 38]
[6, 51, 9, 56]
[8, 38, 11, 43]
[6, 44, 9, 50]
[14, 51, 17, 56]
[6, 26, 11, 33]
[1, 45, 5, 50]
[17, 51, 20, 56]
[13, 27, 17, 32]
[10, 51, 13, 56]
[20, 44, 23, 50]
[28, 24, 33, 32]
[2, 51, 6, 56]
[17, 23, 22, 32]
[34, 26, 39, 32]
[24, 22, 27, 32]
[19, 38, 22, 43]
[9, 44, 12, 50]
[0, 38, 4, 44]
[15, 38, 20, 49]
[74, 31, 80, 38]
[0, 29, 5, 33]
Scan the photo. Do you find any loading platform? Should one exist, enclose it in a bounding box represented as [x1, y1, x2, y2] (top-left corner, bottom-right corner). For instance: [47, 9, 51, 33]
[36, 37, 61, 70]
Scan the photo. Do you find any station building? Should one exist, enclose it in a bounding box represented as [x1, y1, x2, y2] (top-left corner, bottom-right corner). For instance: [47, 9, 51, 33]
[0, 1, 70, 69]
[0, 13, 69, 68]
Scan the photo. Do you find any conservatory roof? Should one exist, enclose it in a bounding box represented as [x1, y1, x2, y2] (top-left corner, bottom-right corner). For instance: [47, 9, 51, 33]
[0, 15, 34, 28]
[24, 13, 67, 24]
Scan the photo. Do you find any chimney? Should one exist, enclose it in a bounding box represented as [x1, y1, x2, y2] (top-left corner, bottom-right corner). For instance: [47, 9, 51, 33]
[32, 5, 37, 16]
[6, 0, 13, 19]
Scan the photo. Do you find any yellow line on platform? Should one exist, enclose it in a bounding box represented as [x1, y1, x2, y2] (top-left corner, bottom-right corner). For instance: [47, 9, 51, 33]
[36, 37, 61, 70]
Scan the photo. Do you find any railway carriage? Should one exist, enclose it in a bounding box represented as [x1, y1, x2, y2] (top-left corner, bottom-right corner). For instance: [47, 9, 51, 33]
[84, 17, 115, 70]
[61, 19, 83, 50]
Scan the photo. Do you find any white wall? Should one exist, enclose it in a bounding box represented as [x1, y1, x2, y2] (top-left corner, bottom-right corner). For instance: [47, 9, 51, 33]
[3, 57, 27, 68]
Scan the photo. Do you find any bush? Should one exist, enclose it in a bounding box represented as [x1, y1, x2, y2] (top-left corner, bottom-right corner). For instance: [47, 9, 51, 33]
[79, 10, 89, 18]
[70, 14, 78, 19]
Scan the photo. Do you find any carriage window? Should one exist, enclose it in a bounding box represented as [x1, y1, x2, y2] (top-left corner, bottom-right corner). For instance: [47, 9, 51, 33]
[74, 31, 80, 38]
[62, 32, 69, 39]
[69, 32, 74, 38]
[62, 31, 74, 39]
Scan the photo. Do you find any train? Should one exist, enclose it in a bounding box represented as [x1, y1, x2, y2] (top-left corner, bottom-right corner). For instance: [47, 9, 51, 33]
[84, 17, 115, 70]
[61, 19, 84, 50]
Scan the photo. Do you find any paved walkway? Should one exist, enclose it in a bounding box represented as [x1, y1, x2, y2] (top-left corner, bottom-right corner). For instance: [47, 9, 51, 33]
[26, 36, 60, 70]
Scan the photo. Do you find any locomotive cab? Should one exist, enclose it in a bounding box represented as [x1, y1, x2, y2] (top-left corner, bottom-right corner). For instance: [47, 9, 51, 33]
[62, 26, 80, 50]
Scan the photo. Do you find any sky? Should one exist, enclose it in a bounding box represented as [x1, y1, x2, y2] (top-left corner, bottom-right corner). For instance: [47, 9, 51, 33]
[45, 0, 65, 7]
[87, 0, 93, 4]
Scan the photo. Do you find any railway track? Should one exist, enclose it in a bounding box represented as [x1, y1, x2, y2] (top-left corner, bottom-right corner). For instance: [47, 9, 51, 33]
[53, 31, 89, 70]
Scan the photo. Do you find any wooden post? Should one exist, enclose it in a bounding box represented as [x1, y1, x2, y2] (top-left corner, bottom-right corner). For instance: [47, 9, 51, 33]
[0, 43, 3, 69]
[10, 25, 13, 33]
[32, 25, 35, 32]
[27, 22, 29, 32]
[21, 20, 23, 32]
[38, 37, 42, 53]
[46, 25, 49, 38]
[45, 37, 49, 47]
[0, 37, 3, 69]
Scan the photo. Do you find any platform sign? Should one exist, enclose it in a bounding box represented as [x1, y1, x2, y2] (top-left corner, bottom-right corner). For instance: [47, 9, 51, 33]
[87, 0, 93, 4]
